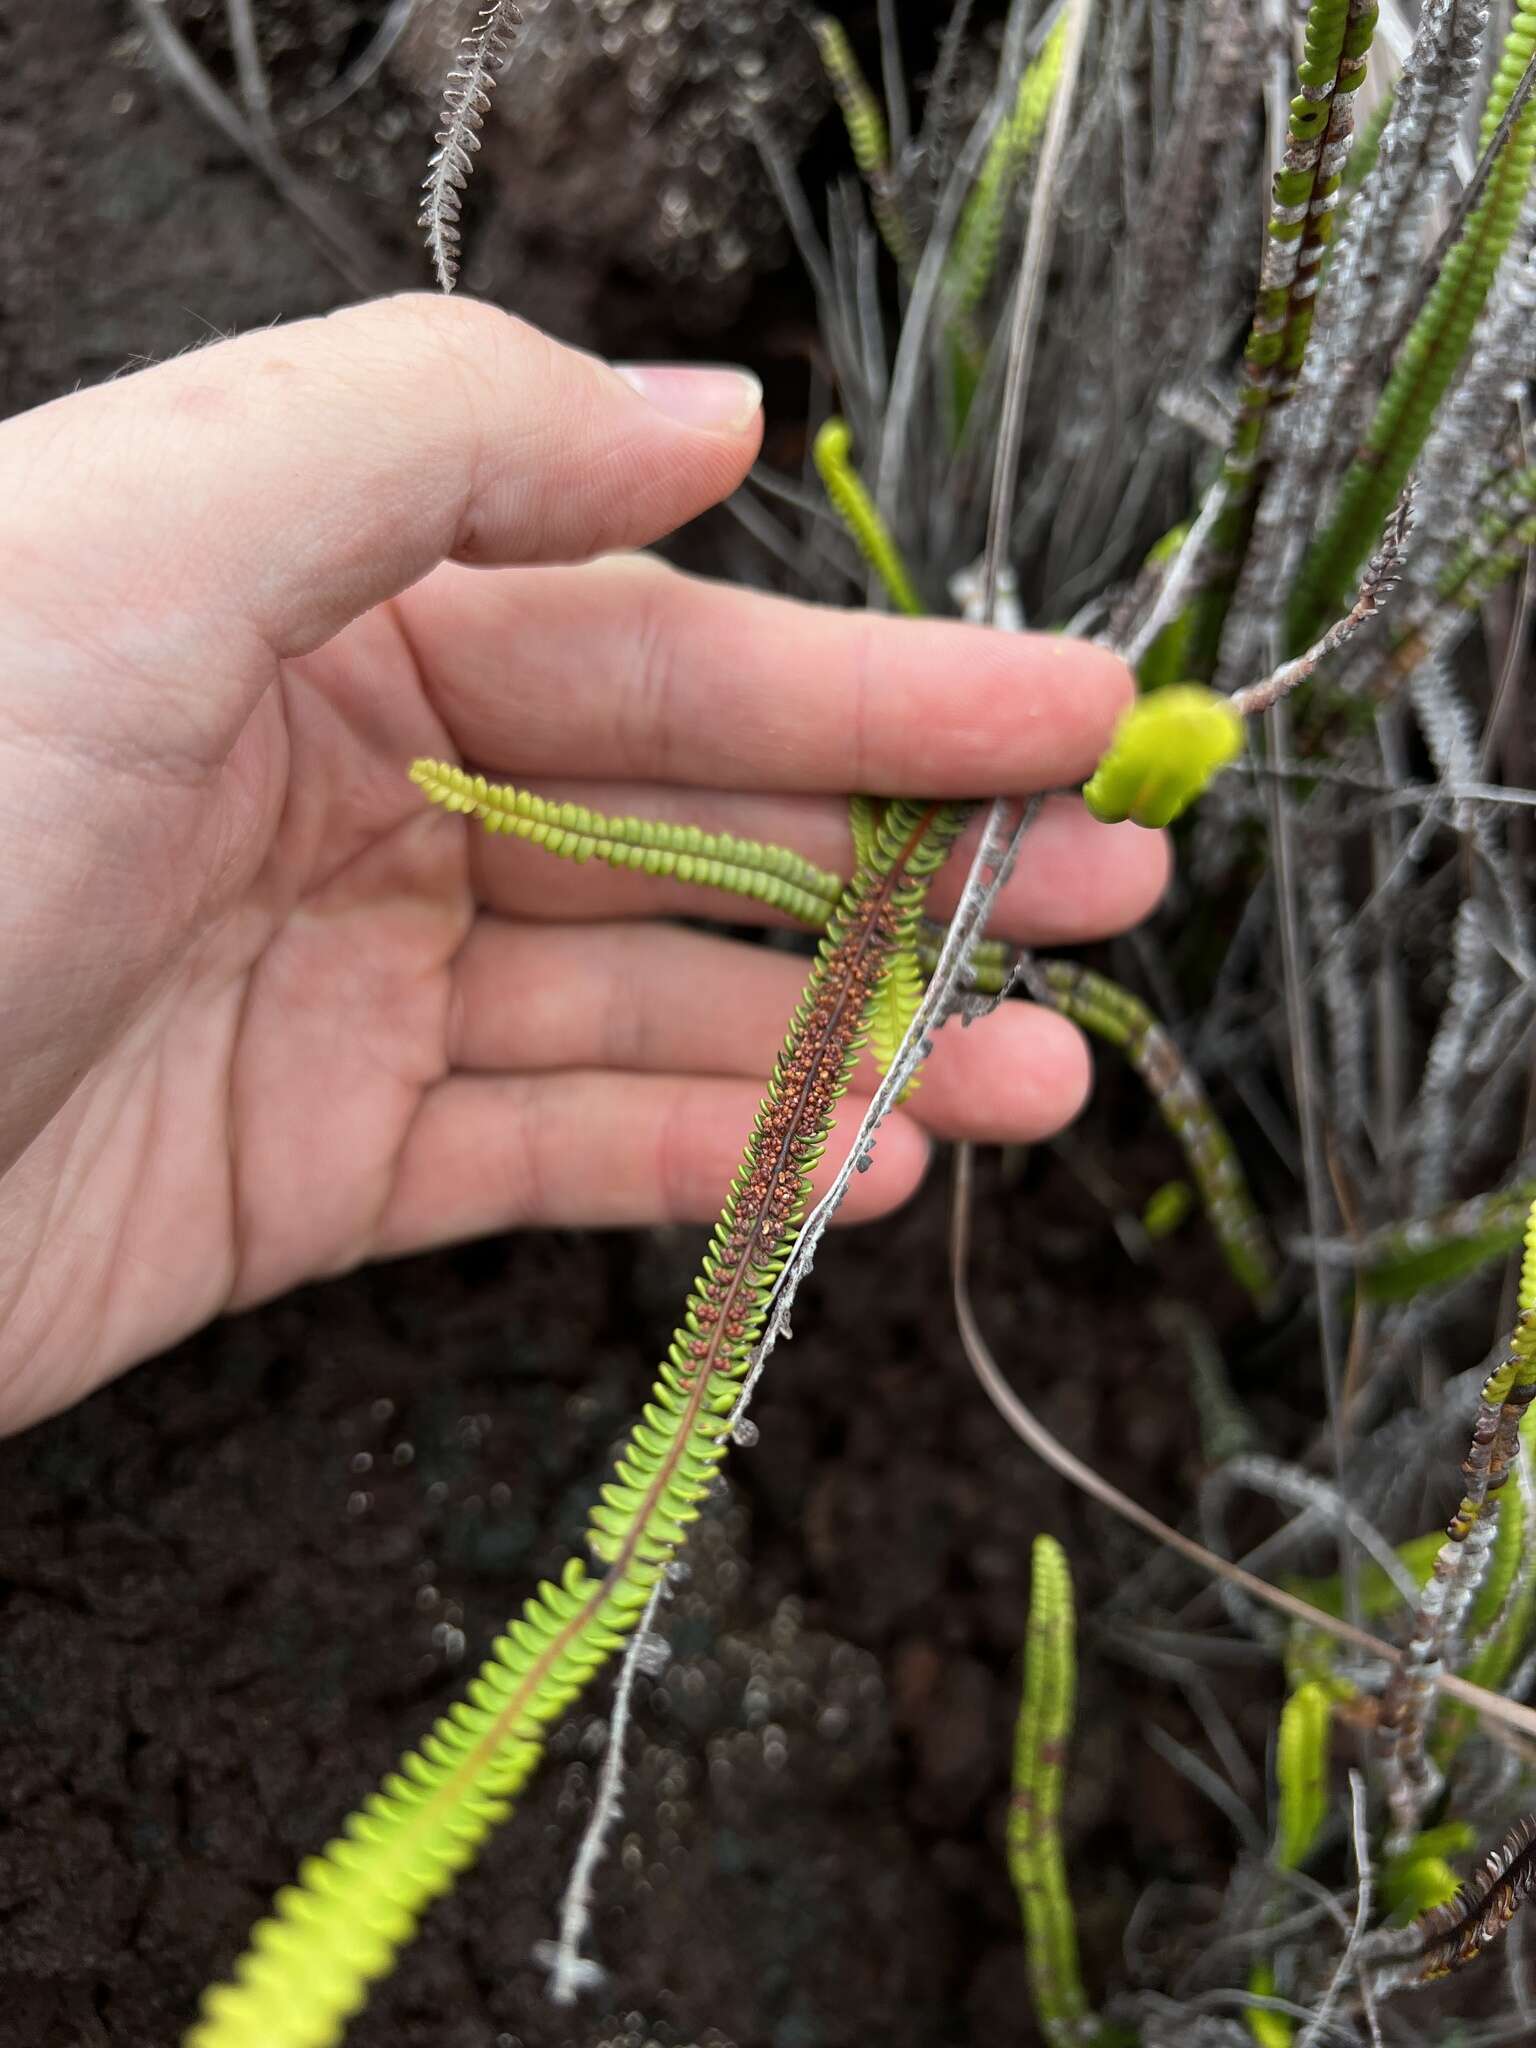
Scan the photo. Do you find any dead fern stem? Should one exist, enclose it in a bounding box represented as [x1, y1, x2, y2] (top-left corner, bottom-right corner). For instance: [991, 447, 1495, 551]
[420, 1, 522, 293]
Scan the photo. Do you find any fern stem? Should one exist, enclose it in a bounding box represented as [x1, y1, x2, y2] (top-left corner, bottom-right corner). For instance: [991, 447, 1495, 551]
[1189, 0, 1378, 671]
[1036, 961, 1278, 1309]
[1431, 1434, 1536, 1758]
[187, 802, 962, 2048]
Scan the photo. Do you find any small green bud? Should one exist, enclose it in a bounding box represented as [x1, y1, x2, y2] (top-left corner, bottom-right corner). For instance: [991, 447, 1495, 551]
[1082, 684, 1244, 828]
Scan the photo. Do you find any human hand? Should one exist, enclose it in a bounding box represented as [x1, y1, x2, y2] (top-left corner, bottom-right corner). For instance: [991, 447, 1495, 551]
[0, 296, 1165, 1435]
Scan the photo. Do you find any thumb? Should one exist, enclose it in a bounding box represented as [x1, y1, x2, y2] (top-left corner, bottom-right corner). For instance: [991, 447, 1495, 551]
[0, 294, 764, 662]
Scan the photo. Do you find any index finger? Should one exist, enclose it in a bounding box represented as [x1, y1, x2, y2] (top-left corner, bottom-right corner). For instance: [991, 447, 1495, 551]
[396, 552, 1134, 797]
[0, 296, 762, 673]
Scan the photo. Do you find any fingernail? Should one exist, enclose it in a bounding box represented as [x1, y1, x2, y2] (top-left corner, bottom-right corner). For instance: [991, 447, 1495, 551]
[614, 362, 763, 433]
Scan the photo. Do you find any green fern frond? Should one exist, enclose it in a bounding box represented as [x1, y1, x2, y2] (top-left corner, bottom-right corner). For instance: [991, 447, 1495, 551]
[188, 799, 966, 2048]
[948, 13, 1068, 320]
[1244, 1680, 1336, 2045]
[1359, 1177, 1536, 1304]
[1376, 1285, 1536, 1836]
[811, 16, 888, 181]
[188, 1551, 630, 2048]
[1274, 1679, 1333, 1870]
[1038, 961, 1278, 1308]
[848, 793, 881, 869]
[1466, 1444, 1530, 1645]
[1192, 0, 1378, 667]
[813, 418, 925, 617]
[1291, 0, 1536, 644]
[410, 748, 975, 1110]
[409, 759, 845, 928]
[810, 15, 915, 274]
[1009, 1535, 1096, 2048]
[1433, 1415, 1536, 1757]
[848, 797, 929, 1092]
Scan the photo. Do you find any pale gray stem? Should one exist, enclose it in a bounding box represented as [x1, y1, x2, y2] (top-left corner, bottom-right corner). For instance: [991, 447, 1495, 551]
[731, 797, 1034, 1436]
[980, 0, 1094, 621]
[1118, 481, 1228, 668]
[131, 0, 384, 293]
[541, 1574, 668, 2007]
[1298, 1773, 1377, 2048]
[225, 0, 272, 135]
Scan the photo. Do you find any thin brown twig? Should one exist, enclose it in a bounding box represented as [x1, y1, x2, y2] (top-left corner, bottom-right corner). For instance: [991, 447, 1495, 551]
[225, 0, 272, 135]
[948, 1143, 1536, 1751]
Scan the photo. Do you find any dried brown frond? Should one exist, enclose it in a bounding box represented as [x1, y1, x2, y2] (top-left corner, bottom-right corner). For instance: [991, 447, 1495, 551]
[1230, 490, 1412, 716]
[1414, 1811, 1536, 1979]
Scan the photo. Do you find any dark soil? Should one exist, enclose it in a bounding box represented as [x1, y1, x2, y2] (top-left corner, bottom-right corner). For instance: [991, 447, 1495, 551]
[0, 1159, 1258, 2048]
[0, 8, 1265, 2046]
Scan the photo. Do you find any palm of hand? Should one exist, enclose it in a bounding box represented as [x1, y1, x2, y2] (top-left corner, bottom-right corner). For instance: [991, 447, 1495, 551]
[0, 298, 1160, 1437]
[1, 601, 470, 1419]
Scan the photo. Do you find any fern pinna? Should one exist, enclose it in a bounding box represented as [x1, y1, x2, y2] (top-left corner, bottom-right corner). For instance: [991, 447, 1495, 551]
[187, 798, 964, 2048]
[408, 758, 845, 928]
